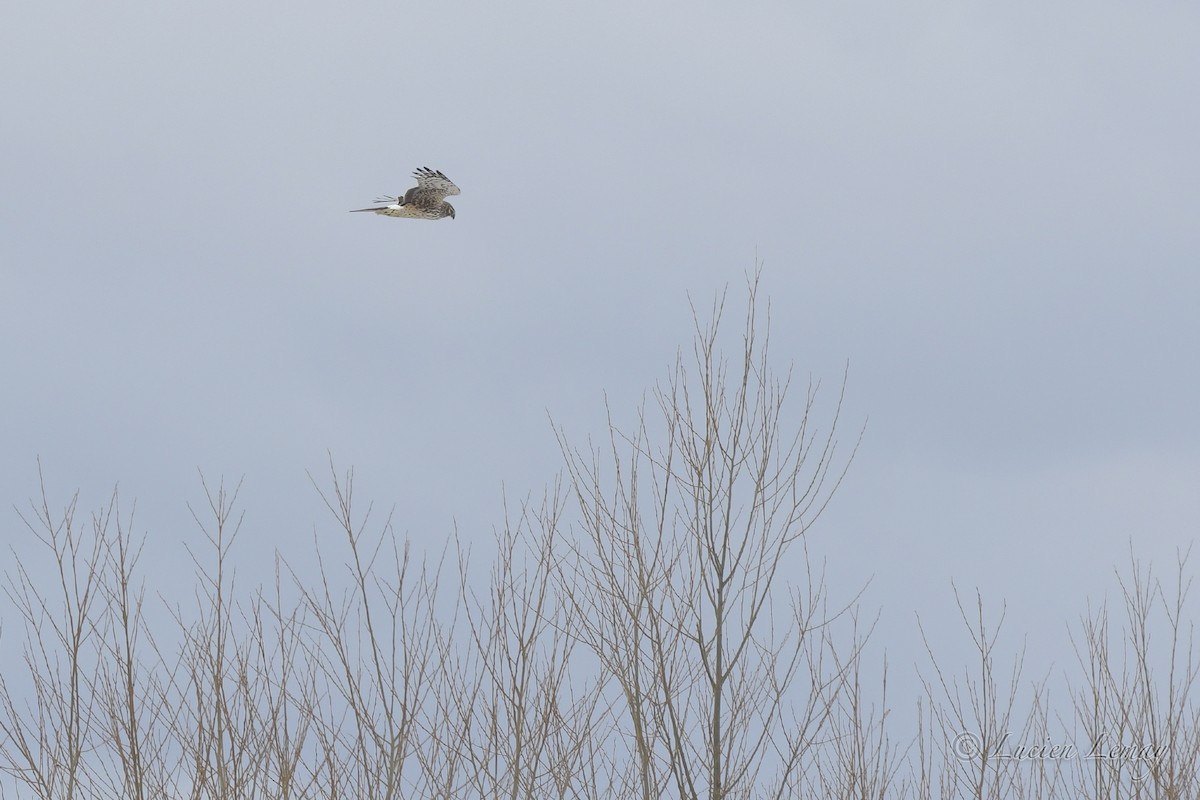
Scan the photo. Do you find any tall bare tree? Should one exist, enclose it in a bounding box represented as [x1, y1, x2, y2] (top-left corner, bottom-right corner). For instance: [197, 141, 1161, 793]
[556, 272, 865, 800]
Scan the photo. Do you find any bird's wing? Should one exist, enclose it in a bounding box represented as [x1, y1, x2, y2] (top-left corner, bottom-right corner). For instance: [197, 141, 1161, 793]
[349, 205, 388, 213]
[407, 166, 461, 205]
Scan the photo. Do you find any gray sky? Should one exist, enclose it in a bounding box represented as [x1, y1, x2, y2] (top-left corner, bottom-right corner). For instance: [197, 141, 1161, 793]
[3, 0, 1199, 732]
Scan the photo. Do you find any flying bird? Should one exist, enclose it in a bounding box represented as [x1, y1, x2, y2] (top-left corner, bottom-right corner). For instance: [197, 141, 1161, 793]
[350, 167, 460, 220]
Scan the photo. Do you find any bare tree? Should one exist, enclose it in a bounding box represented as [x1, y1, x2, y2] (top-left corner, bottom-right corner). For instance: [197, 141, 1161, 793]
[814, 617, 910, 800]
[90, 493, 177, 800]
[452, 485, 605, 800]
[0, 474, 107, 800]
[1068, 546, 1200, 799]
[556, 272, 867, 800]
[290, 463, 445, 800]
[915, 578, 1101, 800]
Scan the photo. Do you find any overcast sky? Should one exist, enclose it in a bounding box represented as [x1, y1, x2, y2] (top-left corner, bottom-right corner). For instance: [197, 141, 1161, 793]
[3, 0, 1199, 735]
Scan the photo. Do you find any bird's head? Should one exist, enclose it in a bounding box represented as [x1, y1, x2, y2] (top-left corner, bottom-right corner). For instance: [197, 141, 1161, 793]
[443, 202, 456, 220]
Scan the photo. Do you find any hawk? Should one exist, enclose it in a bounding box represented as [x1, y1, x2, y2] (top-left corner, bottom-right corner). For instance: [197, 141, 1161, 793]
[350, 167, 460, 220]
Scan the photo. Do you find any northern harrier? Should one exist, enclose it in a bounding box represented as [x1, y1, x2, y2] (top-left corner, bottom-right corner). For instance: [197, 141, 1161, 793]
[350, 167, 460, 220]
